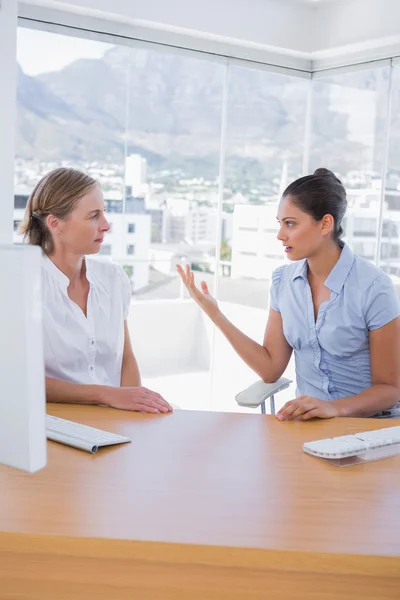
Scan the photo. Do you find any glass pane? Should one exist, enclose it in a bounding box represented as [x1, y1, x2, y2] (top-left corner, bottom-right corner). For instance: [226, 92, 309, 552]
[210, 65, 310, 413]
[380, 66, 400, 299]
[310, 66, 391, 264]
[15, 27, 128, 241]
[121, 47, 226, 410]
[15, 26, 225, 412]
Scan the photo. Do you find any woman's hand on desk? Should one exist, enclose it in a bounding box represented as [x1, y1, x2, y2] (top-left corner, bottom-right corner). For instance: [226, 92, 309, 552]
[276, 396, 339, 421]
[176, 264, 220, 321]
[105, 387, 173, 414]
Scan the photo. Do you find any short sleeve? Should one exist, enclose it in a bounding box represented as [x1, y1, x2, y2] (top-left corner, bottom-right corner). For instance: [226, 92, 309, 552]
[117, 266, 132, 320]
[270, 266, 284, 312]
[363, 274, 400, 331]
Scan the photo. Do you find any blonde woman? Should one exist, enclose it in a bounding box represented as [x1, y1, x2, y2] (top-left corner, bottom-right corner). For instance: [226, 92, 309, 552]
[20, 168, 172, 414]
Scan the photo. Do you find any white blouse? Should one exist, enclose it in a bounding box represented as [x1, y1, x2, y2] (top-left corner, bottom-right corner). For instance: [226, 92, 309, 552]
[41, 254, 132, 387]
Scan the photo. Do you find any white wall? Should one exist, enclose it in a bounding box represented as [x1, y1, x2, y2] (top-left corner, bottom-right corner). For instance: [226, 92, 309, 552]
[128, 299, 210, 377]
[311, 0, 400, 68]
[23, 0, 313, 51]
[314, 0, 400, 52]
[0, 0, 18, 243]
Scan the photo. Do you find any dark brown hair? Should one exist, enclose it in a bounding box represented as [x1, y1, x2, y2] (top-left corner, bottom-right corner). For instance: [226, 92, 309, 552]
[282, 168, 347, 241]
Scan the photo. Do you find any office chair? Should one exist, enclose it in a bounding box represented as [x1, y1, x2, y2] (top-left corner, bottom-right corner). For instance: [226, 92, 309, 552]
[235, 377, 292, 415]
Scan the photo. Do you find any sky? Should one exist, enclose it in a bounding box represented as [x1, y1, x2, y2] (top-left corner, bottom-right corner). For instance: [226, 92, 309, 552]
[17, 27, 112, 75]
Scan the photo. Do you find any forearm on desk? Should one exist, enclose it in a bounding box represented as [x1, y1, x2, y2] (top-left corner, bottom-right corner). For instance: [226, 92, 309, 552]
[332, 385, 400, 418]
[45, 376, 109, 405]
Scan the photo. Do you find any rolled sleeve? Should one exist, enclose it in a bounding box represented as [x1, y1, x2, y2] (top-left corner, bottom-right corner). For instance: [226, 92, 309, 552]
[364, 274, 400, 331]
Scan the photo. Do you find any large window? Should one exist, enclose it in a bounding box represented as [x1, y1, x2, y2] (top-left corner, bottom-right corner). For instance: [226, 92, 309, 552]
[15, 25, 400, 414]
[15, 26, 226, 411]
[381, 64, 400, 283]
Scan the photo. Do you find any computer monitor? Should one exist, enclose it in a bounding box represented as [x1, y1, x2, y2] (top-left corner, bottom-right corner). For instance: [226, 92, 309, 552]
[0, 244, 46, 472]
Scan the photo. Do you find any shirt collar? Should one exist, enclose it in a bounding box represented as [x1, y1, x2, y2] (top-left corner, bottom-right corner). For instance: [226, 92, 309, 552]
[325, 243, 355, 293]
[41, 253, 93, 290]
[292, 242, 355, 294]
[292, 258, 308, 282]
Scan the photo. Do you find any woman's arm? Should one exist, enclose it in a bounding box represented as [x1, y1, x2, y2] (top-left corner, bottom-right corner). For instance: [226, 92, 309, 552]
[177, 264, 293, 382]
[45, 323, 171, 413]
[46, 376, 105, 405]
[333, 316, 400, 417]
[121, 321, 141, 387]
[46, 374, 172, 413]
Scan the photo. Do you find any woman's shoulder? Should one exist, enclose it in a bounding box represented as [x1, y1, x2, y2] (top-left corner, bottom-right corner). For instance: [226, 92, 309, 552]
[271, 260, 305, 287]
[269, 262, 303, 311]
[351, 255, 400, 328]
[86, 258, 128, 292]
[351, 254, 394, 292]
[86, 257, 123, 279]
[86, 259, 132, 318]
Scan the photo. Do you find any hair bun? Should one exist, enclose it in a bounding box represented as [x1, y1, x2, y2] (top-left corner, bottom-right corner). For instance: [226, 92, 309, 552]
[314, 167, 333, 177]
[313, 167, 342, 185]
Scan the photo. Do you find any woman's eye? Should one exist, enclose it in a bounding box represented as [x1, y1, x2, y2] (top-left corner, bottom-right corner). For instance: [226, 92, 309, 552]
[286, 221, 294, 227]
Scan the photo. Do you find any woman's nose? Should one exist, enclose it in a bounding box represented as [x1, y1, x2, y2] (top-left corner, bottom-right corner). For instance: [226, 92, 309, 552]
[102, 216, 110, 232]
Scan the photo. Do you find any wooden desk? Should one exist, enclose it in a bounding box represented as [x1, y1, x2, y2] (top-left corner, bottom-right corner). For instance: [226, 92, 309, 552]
[0, 405, 399, 599]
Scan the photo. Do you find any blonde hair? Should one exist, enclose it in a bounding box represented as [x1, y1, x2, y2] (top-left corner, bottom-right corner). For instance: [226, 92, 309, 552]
[19, 168, 97, 255]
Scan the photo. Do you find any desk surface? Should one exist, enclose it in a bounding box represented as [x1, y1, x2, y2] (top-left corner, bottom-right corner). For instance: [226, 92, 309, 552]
[0, 405, 399, 559]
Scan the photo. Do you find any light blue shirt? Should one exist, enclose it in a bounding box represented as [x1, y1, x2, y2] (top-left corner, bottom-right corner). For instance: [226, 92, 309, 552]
[270, 243, 400, 401]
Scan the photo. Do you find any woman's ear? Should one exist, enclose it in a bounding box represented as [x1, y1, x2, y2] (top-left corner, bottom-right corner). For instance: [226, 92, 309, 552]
[321, 214, 335, 237]
[46, 214, 60, 234]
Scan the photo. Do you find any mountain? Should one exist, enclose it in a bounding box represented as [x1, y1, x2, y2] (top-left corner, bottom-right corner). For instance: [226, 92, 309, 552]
[16, 60, 124, 162]
[16, 44, 381, 180]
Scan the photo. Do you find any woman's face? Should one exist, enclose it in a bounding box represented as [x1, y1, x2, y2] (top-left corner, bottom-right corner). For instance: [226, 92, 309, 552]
[56, 185, 110, 256]
[276, 195, 333, 261]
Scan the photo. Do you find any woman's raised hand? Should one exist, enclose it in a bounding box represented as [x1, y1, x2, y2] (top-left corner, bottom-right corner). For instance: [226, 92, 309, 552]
[176, 264, 220, 320]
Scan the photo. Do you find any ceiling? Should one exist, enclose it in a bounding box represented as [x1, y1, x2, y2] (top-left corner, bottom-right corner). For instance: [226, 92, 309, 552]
[284, 0, 338, 4]
[19, 0, 400, 73]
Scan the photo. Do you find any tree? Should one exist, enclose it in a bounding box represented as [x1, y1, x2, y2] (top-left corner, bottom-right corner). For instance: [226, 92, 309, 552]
[220, 238, 232, 277]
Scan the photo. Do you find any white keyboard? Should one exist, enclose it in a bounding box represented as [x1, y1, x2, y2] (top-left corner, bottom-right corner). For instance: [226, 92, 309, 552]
[46, 415, 131, 454]
[303, 426, 400, 459]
